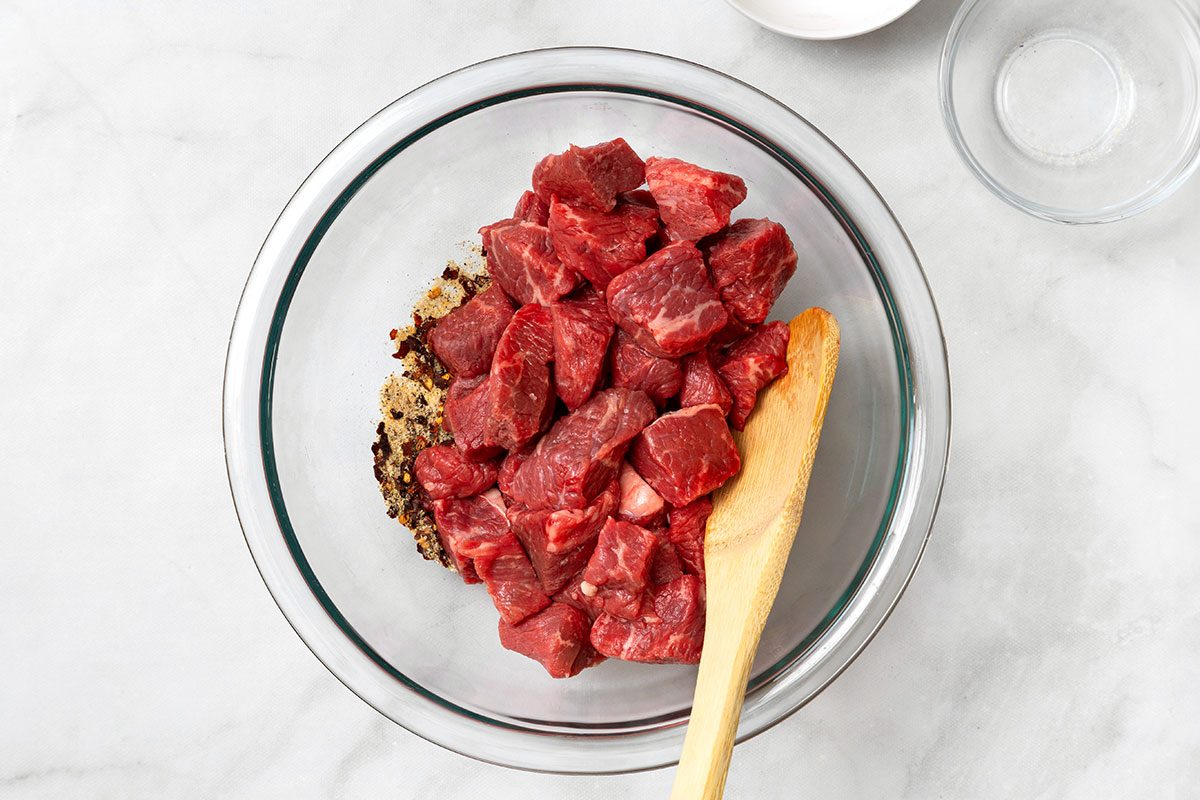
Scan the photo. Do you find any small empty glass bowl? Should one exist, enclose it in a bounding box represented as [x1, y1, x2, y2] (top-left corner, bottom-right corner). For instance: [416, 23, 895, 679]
[941, 0, 1200, 223]
[223, 48, 950, 773]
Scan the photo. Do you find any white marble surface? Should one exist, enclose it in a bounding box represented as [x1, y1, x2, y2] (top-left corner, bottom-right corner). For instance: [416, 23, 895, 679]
[2, 1, 1199, 797]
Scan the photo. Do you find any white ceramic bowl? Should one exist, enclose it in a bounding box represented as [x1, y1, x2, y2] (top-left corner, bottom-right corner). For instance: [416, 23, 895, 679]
[725, 0, 923, 40]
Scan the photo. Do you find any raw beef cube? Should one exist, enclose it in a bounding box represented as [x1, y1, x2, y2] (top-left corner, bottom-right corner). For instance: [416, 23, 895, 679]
[485, 354, 552, 450]
[494, 301, 554, 362]
[544, 479, 619, 552]
[706, 219, 798, 324]
[644, 157, 747, 242]
[444, 375, 502, 462]
[485, 304, 555, 450]
[482, 221, 578, 305]
[554, 571, 604, 620]
[506, 505, 554, 585]
[431, 489, 509, 583]
[583, 518, 658, 594]
[426, 284, 514, 379]
[617, 461, 666, 527]
[679, 349, 734, 416]
[557, 571, 644, 621]
[597, 587, 645, 620]
[607, 241, 728, 358]
[649, 528, 685, 585]
[513, 190, 550, 225]
[508, 481, 618, 593]
[471, 531, 551, 625]
[556, 572, 638, 620]
[508, 387, 656, 510]
[620, 188, 658, 210]
[548, 198, 659, 291]
[532, 138, 646, 212]
[710, 315, 753, 349]
[571, 642, 607, 673]
[667, 497, 712, 577]
[497, 444, 534, 497]
[718, 320, 790, 430]
[507, 514, 595, 595]
[498, 602, 591, 678]
[590, 575, 706, 664]
[551, 287, 615, 410]
[413, 445, 499, 500]
[564, 572, 644, 620]
[629, 405, 741, 507]
[610, 330, 683, 407]
[513, 479, 618, 555]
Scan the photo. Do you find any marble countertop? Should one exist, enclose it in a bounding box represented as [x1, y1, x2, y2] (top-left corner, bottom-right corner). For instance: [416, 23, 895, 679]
[3, 0, 1198, 796]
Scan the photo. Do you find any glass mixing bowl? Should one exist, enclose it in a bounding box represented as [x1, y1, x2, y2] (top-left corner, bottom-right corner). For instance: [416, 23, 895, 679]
[940, 0, 1200, 223]
[223, 48, 950, 773]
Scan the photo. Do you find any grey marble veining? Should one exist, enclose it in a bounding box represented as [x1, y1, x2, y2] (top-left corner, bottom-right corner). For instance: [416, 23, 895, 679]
[2, 0, 1198, 797]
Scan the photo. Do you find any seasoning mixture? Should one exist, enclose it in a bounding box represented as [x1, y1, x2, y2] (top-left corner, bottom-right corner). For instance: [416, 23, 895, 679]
[371, 252, 490, 567]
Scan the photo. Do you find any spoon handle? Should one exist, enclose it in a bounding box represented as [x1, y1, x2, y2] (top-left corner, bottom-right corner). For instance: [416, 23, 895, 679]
[668, 576, 764, 800]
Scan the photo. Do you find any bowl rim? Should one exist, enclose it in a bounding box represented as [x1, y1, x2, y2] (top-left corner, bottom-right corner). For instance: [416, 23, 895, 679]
[722, 0, 923, 40]
[938, 0, 1200, 225]
[223, 46, 951, 774]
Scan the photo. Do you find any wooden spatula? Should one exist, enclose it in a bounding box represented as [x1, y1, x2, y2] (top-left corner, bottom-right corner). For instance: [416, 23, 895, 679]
[670, 307, 840, 800]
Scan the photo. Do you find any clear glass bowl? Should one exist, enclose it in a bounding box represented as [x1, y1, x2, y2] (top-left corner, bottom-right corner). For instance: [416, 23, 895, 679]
[223, 47, 950, 774]
[940, 0, 1200, 224]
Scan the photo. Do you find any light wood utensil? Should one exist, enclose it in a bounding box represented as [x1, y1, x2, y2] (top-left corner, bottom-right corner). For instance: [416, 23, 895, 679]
[670, 307, 840, 800]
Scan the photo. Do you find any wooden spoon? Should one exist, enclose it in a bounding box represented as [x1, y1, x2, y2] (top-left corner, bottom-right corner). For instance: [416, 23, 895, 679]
[670, 307, 840, 800]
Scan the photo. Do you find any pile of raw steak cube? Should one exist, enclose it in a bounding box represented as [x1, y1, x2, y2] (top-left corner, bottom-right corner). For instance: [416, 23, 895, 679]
[414, 139, 798, 677]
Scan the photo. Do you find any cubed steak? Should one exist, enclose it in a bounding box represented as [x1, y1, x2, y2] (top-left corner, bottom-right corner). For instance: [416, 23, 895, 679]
[481, 221, 577, 305]
[485, 304, 555, 450]
[629, 404, 741, 507]
[583, 518, 658, 594]
[548, 198, 659, 291]
[532, 138, 646, 212]
[644, 157, 747, 242]
[497, 444, 534, 497]
[513, 190, 550, 225]
[551, 287, 615, 411]
[554, 571, 604, 620]
[426, 284, 514, 379]
[710, 315, 753, 349]
[718, 320, 790, 430]
[667, 497, 712, 578]
[472, 534, 552, 626]
[679, 348, 734, 416]
[508, 387, 656, 510]
[431, 489, 510, 584]
[508, 480, 618, 593]
[616, 462, 666, 527]
[607, 241, 728, 359]
[498, 602, 592, 678]
[590, 574, 706, 664]
[706, 219, 798, 324]
[610, 330, 683, 407]
[435, 493, 550, 624]
[649, 528, 685, 585]
[413, 445, 499, 500]
[620, 188, 658, 210]
[443, 375, 502, 462]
